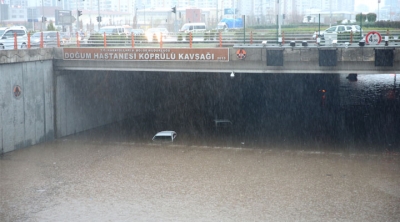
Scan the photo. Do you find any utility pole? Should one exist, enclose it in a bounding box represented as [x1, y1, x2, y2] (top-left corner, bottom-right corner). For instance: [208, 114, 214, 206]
[41, 0, 44, 31]
[378, 0, 380, 21]
[171, 5, 177, 32]
[98, 0, 101, 30]
[76, 0, 78, 32]
[277, 0, 281, 35]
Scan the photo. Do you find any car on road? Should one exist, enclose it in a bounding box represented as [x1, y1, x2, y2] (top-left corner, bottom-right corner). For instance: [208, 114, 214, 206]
[146, 28, 169, 42]
[129, 29, 145, 36]
[60, 32, 71, 44]
[0, 26, 28, 50]
[179, 23, 207, 33]
[30, 31, 59, 48]
[99, 26, 130, 36]
[313, 25, 362, 40]
[152, 131, 177, 142]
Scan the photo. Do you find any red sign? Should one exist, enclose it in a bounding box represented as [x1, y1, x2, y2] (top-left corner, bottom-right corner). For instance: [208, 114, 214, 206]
[365, 31, 382, 45]
[236, 49, 246, 59]
[63, 48, 229, 62]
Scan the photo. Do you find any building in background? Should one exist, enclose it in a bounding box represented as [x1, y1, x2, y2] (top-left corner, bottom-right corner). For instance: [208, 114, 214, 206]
[379, 0, 400, 21]
[1, 0, 28, 21]
[1, 0, 397, 31]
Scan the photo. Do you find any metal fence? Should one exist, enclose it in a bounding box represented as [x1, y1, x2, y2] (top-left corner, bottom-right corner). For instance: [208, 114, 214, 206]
[2, 30, 400, 50]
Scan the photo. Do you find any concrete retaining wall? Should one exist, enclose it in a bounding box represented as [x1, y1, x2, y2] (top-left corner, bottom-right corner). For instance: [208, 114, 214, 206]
[55, 71, 139, 138]
[0, 61, 54, 154]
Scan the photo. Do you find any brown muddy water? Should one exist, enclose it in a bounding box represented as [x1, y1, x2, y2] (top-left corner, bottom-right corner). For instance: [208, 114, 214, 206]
[1, 127, 399, 222]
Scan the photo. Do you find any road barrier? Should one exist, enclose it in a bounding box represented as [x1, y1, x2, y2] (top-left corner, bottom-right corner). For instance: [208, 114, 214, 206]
[1, 30, 400, 50]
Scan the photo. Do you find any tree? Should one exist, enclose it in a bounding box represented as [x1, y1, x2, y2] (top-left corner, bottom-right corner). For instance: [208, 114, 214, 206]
[356, 13, 367, 22]
[47, 20, 56, 31]
[367, 13, 377, 22]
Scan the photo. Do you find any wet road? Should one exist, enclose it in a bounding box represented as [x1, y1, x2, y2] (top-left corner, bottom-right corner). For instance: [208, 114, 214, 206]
[1, 126, 399, 222]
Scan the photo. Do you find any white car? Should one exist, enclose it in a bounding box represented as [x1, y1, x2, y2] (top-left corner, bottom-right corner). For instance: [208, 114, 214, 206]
[214, 119, 232, 128]
[152, 131, 177, 142]
[30, 31, 59, 48]
[0, 26, 28, 50]
[315, 25, 362, 40]
[146, 28, 169, 42]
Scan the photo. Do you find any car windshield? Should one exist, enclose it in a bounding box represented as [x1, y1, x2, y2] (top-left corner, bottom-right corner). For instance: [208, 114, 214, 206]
[181, 25, 190, 31]
[149, 28, 167, 33]
[0, 30, 5, 36]
[131, 29, 144, 34]
[99, 28, 117, 34]
[326, 26, 337, 32]
[32, 32, 41, 38]
[152, 135, 172, 141]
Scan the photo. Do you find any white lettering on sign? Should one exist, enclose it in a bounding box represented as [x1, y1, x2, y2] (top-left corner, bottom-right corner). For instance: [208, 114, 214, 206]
[63, 48, 229, 62]
[64, 53, 92, 59]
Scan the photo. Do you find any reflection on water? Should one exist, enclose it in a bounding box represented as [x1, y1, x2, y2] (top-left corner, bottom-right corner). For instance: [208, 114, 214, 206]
[338, 74, 399, 151]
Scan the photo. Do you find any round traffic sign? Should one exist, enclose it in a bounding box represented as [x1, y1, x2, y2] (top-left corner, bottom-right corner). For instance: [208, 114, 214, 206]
[365, 31, 382, 45]
[236, 49, 246, 60]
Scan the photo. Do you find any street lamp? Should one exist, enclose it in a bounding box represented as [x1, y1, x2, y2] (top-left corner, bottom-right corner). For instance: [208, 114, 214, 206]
[378, 0, 380, 21]
[143, 4, 146, 28]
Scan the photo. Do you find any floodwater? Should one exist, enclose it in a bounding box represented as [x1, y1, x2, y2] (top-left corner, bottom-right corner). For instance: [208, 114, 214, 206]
[1, 135, 400, 221]
[1, 73, 400, 221]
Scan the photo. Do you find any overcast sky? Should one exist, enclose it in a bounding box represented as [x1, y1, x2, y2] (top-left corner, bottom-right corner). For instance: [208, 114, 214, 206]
[355, 0, 384, 12]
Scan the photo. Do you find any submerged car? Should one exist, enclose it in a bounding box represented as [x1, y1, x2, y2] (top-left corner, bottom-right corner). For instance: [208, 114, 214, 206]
[152, 131, 177, 142]
[213, 119, 233, 134]
[214, 119, 232, 128]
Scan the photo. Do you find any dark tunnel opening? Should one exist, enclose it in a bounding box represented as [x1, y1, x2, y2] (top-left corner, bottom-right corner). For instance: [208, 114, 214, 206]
[60, 71, 400, 152]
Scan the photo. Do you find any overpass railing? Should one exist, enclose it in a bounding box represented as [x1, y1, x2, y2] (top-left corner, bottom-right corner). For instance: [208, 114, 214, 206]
[2, 30, 400, 50]
[66, 30, 400, 48]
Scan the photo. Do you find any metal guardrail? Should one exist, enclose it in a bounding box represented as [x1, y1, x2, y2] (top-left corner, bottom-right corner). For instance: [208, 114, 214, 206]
[1, 30, 400, 50]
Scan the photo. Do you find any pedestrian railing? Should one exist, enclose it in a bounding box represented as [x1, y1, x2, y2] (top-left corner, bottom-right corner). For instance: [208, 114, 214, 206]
[2, 30, 400, 50]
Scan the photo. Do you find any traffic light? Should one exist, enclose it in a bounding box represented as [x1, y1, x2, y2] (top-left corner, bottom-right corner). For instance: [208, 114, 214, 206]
[96, 16, 102, 22]
[171, 6, 176, 14]
[42, 16, 47, 22]
[78, 10, 82, 17]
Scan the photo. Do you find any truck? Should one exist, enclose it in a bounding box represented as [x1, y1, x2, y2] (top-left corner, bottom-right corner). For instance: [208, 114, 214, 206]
[216, 18, 243, 30]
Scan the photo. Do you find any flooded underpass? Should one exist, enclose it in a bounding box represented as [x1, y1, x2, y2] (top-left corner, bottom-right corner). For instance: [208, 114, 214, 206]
[1, 73, 400, 221]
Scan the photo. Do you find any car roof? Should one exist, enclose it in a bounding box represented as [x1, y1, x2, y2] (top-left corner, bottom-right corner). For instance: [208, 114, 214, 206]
[214, 119, 232, 123]
[0, 26, 26, 30]
[154, 131, 176, 136]
[100, 26, 124, 28]
[183, 23, 206, 25]
[148, 28, 167, 31]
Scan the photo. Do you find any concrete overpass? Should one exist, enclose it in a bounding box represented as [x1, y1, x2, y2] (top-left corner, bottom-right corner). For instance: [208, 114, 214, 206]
[53, 45, 400, 74]
[1, 45, 399, 154]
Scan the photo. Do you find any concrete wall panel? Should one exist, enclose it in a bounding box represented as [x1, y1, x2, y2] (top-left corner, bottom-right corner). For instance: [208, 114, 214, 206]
[1, 65, 14, 153]
[13, 64, 25, 149]
[0, 60, 54, 154]
[56, 71, 138, 138]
